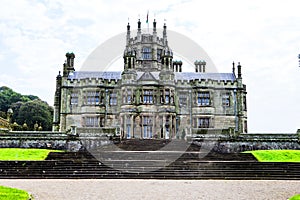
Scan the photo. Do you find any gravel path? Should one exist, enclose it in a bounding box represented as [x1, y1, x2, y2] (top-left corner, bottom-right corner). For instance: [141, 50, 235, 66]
[0, 179, 299, 200]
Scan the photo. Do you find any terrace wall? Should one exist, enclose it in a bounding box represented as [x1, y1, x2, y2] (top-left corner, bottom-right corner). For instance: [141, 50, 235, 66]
[0, 130, 299, 153]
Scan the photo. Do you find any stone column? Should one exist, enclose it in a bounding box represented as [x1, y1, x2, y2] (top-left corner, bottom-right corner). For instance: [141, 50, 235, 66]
[152, 115, 155, 138]
[162, 115, 166, 139]
[141, 115, 144, 138]
[123, 115, 126, 139]
[169, 115, 173, 139]
[131, 115, 134, 138]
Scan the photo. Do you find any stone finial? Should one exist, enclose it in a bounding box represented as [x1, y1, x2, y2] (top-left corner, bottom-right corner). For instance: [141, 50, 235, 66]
[138, 19, 141, 29]
[38, 124, 43, 131]
[127, 22, 130, 31]
[34, 121, 39, 131]
[237, 62, 242, 79]
[153, 19, 156, 29]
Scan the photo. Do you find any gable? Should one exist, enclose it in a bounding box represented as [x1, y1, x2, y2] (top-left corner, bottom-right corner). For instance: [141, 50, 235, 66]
[138, 72, 157, 81]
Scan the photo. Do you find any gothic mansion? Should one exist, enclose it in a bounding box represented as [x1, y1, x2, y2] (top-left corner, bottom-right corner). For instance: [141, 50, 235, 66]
[53, 19, 248, 139]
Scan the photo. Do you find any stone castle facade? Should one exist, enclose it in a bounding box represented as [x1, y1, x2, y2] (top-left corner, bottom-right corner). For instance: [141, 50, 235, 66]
[53, 19, 248, 139]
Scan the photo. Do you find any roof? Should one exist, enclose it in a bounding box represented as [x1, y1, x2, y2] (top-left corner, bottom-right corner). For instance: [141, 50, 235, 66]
[174, 72, 236, 81]
[69, 71, 122, 80]
[68, 71, 236, 81]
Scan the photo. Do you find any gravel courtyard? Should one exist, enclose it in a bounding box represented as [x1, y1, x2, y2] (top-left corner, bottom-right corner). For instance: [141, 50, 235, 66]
[0, 179, 299, 200]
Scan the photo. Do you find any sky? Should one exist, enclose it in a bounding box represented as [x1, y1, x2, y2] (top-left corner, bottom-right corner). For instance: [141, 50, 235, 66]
[0, 0, 299, 133]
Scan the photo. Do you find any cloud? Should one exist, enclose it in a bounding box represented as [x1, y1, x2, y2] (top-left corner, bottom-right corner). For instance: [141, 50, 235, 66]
[0, 0, 299, 133]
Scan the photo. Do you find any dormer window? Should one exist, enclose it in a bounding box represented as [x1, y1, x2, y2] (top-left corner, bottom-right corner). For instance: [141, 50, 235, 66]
[142, 47, 152, 60]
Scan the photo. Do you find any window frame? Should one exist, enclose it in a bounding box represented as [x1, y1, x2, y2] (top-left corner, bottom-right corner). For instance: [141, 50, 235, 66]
[222, 92, 230, 107]
[142, 47, 152, 60]
[197, 91, 210, 106]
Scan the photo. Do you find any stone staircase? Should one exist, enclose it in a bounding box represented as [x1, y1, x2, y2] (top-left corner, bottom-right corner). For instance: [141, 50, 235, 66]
[0, 139, 299, 179]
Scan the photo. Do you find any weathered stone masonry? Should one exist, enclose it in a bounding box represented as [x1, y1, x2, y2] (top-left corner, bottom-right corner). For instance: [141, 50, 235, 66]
[52, 19, 248, 139]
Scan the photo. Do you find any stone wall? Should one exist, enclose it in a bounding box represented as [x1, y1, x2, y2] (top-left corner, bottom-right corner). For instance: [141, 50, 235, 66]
[192, 133, 300, 153]
[0, 130, 299, 153]
[0, 131, 82, 151]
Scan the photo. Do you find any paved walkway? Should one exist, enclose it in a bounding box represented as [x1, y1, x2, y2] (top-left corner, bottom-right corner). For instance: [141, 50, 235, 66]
[0, 179, 299, 200]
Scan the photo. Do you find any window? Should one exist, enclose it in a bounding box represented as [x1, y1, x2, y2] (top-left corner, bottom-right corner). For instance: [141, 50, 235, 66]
[143, 90, 153, 104]
[244, 121, 248, 133]
[165, 90, 170, 104]
[197, 118, 210, 128]
[100, 117, 105, 127]
[165, 115, 170, 139]
[127, 90, 132, 103]
[143, 116, 153, 138]
[243, 96, 247, 111]
[123, 89, 132, 104]
[179, 93, 187, 107]
[142, 47, 152, 60]
[99, 91, 105, 105]
[85, 117, 99, 127]
[71, 92, 78, 105]
[157, 49, 162, 61]
[160, 89, 173, 104]
[109, 92, 117, 106]
[126, 116, 131, 138]
[222, 93, 230, 107]
[86, 91, 100, 105]
[197, 92, 210, 106]
[160, 90, 164, 103]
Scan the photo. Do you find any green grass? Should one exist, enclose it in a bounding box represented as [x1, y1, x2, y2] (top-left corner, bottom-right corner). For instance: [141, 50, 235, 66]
[244, 150, 300, 162]
[0, 186, 30, 200]
[0, 148, 63, 161]
[289, 194, 300, 200]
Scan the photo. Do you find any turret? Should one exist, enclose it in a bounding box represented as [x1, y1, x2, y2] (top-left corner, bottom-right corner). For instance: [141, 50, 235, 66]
[53, 71, 62, 131]
[152, 19, 158, 63]
[153, 19, 157, 33]
[137, 19, 141, 41]
[163, 22, 167, 45]
[123, 47, 136, 70]
[161, 46, 173, 71]
[232, 61, 236, 76]
[63, 52, 75, 77]
[235, 62, 247, 133]
[126, 22, 130, 45]
[237, 62, 242, 79]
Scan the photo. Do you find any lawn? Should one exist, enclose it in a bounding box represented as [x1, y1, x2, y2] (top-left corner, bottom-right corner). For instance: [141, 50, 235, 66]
[0, 148, 63, 161]
[0, 186, 30, 200]
[244, 150, 300, 162]
[289, 194, 300, 200]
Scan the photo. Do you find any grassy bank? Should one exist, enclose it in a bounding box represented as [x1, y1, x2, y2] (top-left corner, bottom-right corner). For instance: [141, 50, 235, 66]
[244, 150, 300, 162]
[0, 148, 63, 161]
[289, 194, 300, 200]
[0, 186, 30, 200]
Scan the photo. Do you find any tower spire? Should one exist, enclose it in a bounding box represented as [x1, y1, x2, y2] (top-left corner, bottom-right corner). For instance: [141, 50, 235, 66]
[163, 19, 167, 45]
[126, 21, 130, 45]
[232, 61, 235, 76]
[237, 62, 242, 79]
[153, 19, 156, 33]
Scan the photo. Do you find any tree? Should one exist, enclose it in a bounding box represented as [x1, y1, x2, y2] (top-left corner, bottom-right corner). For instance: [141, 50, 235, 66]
[16, 100, 53, 131]
[0, 86, 38, 112]
[0, 86, 52, 131]
[10, 101, 24, 123]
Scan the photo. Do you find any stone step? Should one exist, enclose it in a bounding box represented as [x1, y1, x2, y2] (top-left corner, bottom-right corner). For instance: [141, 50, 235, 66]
[0, 150, 299, 179]
[46, 151, 257, 162]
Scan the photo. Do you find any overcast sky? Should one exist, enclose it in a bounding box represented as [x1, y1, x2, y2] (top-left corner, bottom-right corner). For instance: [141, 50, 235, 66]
[0, 0, 299, 133]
